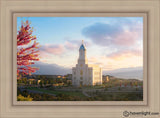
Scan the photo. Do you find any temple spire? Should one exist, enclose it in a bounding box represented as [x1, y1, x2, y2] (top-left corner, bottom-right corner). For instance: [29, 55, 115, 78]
[78, 40, 87, 64]
[79, 40, 86, 51]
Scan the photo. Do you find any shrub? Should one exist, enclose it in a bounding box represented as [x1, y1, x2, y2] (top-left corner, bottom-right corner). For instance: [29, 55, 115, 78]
[17, 94, 33, 101]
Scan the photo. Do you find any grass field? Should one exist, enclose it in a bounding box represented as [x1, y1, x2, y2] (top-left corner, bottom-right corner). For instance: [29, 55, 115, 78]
[20, 86, 143, 101]
[26, 87, 86, 98]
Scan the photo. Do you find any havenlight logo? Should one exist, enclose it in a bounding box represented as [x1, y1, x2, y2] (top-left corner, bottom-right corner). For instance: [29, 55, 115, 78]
[123, 111, 159, 117]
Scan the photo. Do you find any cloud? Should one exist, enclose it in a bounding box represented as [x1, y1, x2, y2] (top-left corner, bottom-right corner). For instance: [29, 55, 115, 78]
[40, 44, 65, 55]
[40, 39, 91, 56]
[39, 50, 53, 61]
[82, 23, 122, 46]
[64, 41, 79, 50]
[39, 39, 91, 62]
[82, 19, 143, 48]
[88, 57, 98, 63]
[107, 49, 143, 60]
[82, 19, 143, 61]
[113, 31, 140, 46]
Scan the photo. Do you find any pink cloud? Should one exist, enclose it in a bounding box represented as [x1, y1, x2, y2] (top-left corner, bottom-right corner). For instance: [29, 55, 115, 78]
[113, 31, 140, 46]
[108, 49, 143, 60]
[64, 41, 78, 50]
[40, 44, 65, 55]
[82, 22, 143, 49]
[88, 57, 98, 63]
[39, 50, 51, 57]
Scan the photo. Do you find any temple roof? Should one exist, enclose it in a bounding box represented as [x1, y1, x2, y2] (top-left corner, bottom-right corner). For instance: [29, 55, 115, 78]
[79, 44, 86, 51]
[79, 40, 86, 51]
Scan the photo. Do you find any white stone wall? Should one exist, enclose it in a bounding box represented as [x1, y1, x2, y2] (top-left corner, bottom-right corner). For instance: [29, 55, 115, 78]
[72, 63, 102, 86]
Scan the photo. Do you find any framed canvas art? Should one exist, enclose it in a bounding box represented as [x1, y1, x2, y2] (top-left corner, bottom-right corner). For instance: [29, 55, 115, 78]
[0, 0, 160, 118]
[13, 13, 147, 106]
[16, 16, 144, 102]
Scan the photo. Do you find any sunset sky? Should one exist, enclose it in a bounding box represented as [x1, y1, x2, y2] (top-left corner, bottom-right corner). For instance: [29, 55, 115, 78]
[17, 17, 143, 76]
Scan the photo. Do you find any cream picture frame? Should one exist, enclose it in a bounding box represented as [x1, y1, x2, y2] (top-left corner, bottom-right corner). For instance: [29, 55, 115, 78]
[0, 0, 160, 118]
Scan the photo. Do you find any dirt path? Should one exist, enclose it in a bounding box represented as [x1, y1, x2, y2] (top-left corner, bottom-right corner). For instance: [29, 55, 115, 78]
[82, 90, 91, 97]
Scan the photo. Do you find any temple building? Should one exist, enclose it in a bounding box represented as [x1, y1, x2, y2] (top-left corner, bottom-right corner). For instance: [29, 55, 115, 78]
[72, 40, 102, 86]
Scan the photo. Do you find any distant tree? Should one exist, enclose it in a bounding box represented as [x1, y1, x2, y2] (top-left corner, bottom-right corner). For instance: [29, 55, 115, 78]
[17, 20, 39, 79]
[33, 80, 36, 85]
[39, 81, 43, 87]
[22, 77, 27, 85]
[136, 81, 138, 87]
[68, 81, 71, 86]
[44, 80, 46, 85]
[46, 80, 49, 85]
[57, 79, 62, 83]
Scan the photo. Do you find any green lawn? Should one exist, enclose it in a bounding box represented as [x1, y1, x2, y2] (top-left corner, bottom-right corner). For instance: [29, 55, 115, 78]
[26, 87, 86, 97]
[19, 87, 143, 101]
